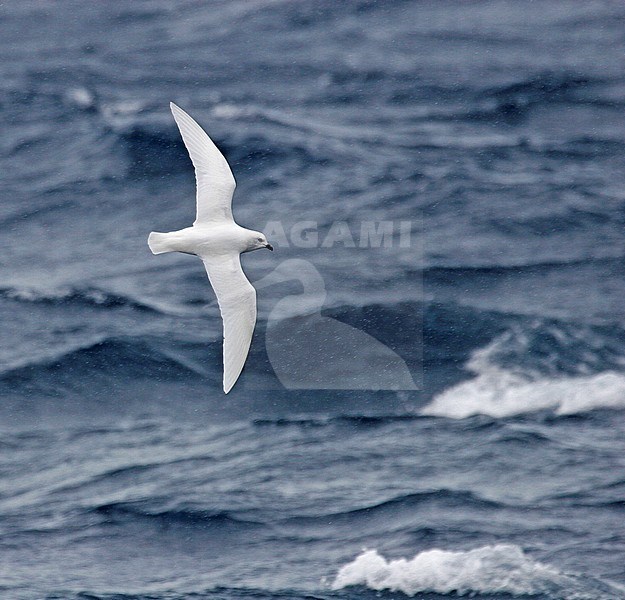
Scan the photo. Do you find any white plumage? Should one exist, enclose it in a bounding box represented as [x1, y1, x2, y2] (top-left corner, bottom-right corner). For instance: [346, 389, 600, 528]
[148, 103, 272, 393]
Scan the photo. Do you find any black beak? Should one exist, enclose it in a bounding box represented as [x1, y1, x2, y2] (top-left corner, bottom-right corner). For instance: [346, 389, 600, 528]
[265, 243, 274, 251]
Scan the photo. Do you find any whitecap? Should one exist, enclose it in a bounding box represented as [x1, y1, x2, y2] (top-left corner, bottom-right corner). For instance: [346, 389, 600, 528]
[332, 544, 617, 598]
[211, 103, 251, 119]
[65, 87, 95, 109]
[422, 334, 625, 419]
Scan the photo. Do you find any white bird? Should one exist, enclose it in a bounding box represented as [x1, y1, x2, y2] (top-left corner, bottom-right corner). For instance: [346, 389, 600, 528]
[148, 102, 273, 394]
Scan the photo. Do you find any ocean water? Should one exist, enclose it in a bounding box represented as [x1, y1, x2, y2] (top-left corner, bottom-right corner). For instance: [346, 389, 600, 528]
[2, 1, 625, 598]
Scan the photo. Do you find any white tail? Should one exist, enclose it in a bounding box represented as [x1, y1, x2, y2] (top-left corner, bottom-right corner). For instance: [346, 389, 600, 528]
[148, 232, 174, 255]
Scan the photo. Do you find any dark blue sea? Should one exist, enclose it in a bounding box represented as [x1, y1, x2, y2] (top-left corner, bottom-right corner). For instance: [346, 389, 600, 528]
[3, 1, 625, 598]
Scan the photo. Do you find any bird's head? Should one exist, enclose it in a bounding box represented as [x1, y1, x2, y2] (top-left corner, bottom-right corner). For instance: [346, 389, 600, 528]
[246, 231, 273, 252]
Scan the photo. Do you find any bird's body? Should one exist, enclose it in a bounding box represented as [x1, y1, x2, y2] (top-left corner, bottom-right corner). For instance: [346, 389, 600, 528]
[148, 103, 272, 394]
[149, 223, 264, 256]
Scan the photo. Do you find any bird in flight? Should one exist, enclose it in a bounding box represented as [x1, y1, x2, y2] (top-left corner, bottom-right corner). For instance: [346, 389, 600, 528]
[148, 102, 273, 393]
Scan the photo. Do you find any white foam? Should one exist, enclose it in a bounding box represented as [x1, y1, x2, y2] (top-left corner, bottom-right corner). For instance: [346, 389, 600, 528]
[65, 87, 95, 109]
[332, 545, 574, 597]
[3, 285, 106, 304]
[422, 337, 625, 419]
[211, 103, 252, 119]
[101, 100, 146, 129]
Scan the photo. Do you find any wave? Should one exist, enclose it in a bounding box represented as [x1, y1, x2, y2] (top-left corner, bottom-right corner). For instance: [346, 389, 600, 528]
[118, 126, 191, 176]
[0, 284, 157, 313]
[422, 255, 624, 277]
[335, 489, 502, 516]
[332, 544, 623, 599]
[48, 454, 214, 498]
[528, 137, 625, 159]
[486, 73, 594, 102]
[4, 293, 624, 409]
[0, 280, 217, 318]
[22, 588, 398, 600]
[253, 415, 423, 430]
[542, 477, 625, 510]
[0, 298, 423, 399]
[253, 416, 332, 428]
[406, 132, 625, 157]
[402, 73, 624, 125]
[116, 116, 329, 178]
[286, 491, 503, 530]
[475, 72, 604, 121]
[427, 300, 625, 371]
[91, 501, 263, 530]
[422, 328, 625, 419]
[0, 337, 210, 387]
[0, 197, 77, 228]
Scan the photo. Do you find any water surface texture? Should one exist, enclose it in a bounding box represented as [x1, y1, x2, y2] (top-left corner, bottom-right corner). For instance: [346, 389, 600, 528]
[2, 1, 625, 599]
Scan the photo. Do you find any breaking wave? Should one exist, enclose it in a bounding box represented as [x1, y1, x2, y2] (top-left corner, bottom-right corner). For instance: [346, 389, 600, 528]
[332, 545, 622, 599]
[422, 329, 625, 419]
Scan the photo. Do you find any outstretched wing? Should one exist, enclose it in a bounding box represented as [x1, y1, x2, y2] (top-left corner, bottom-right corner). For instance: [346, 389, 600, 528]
[201, 253, 257, 393]
[170, 102, 236, 224]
